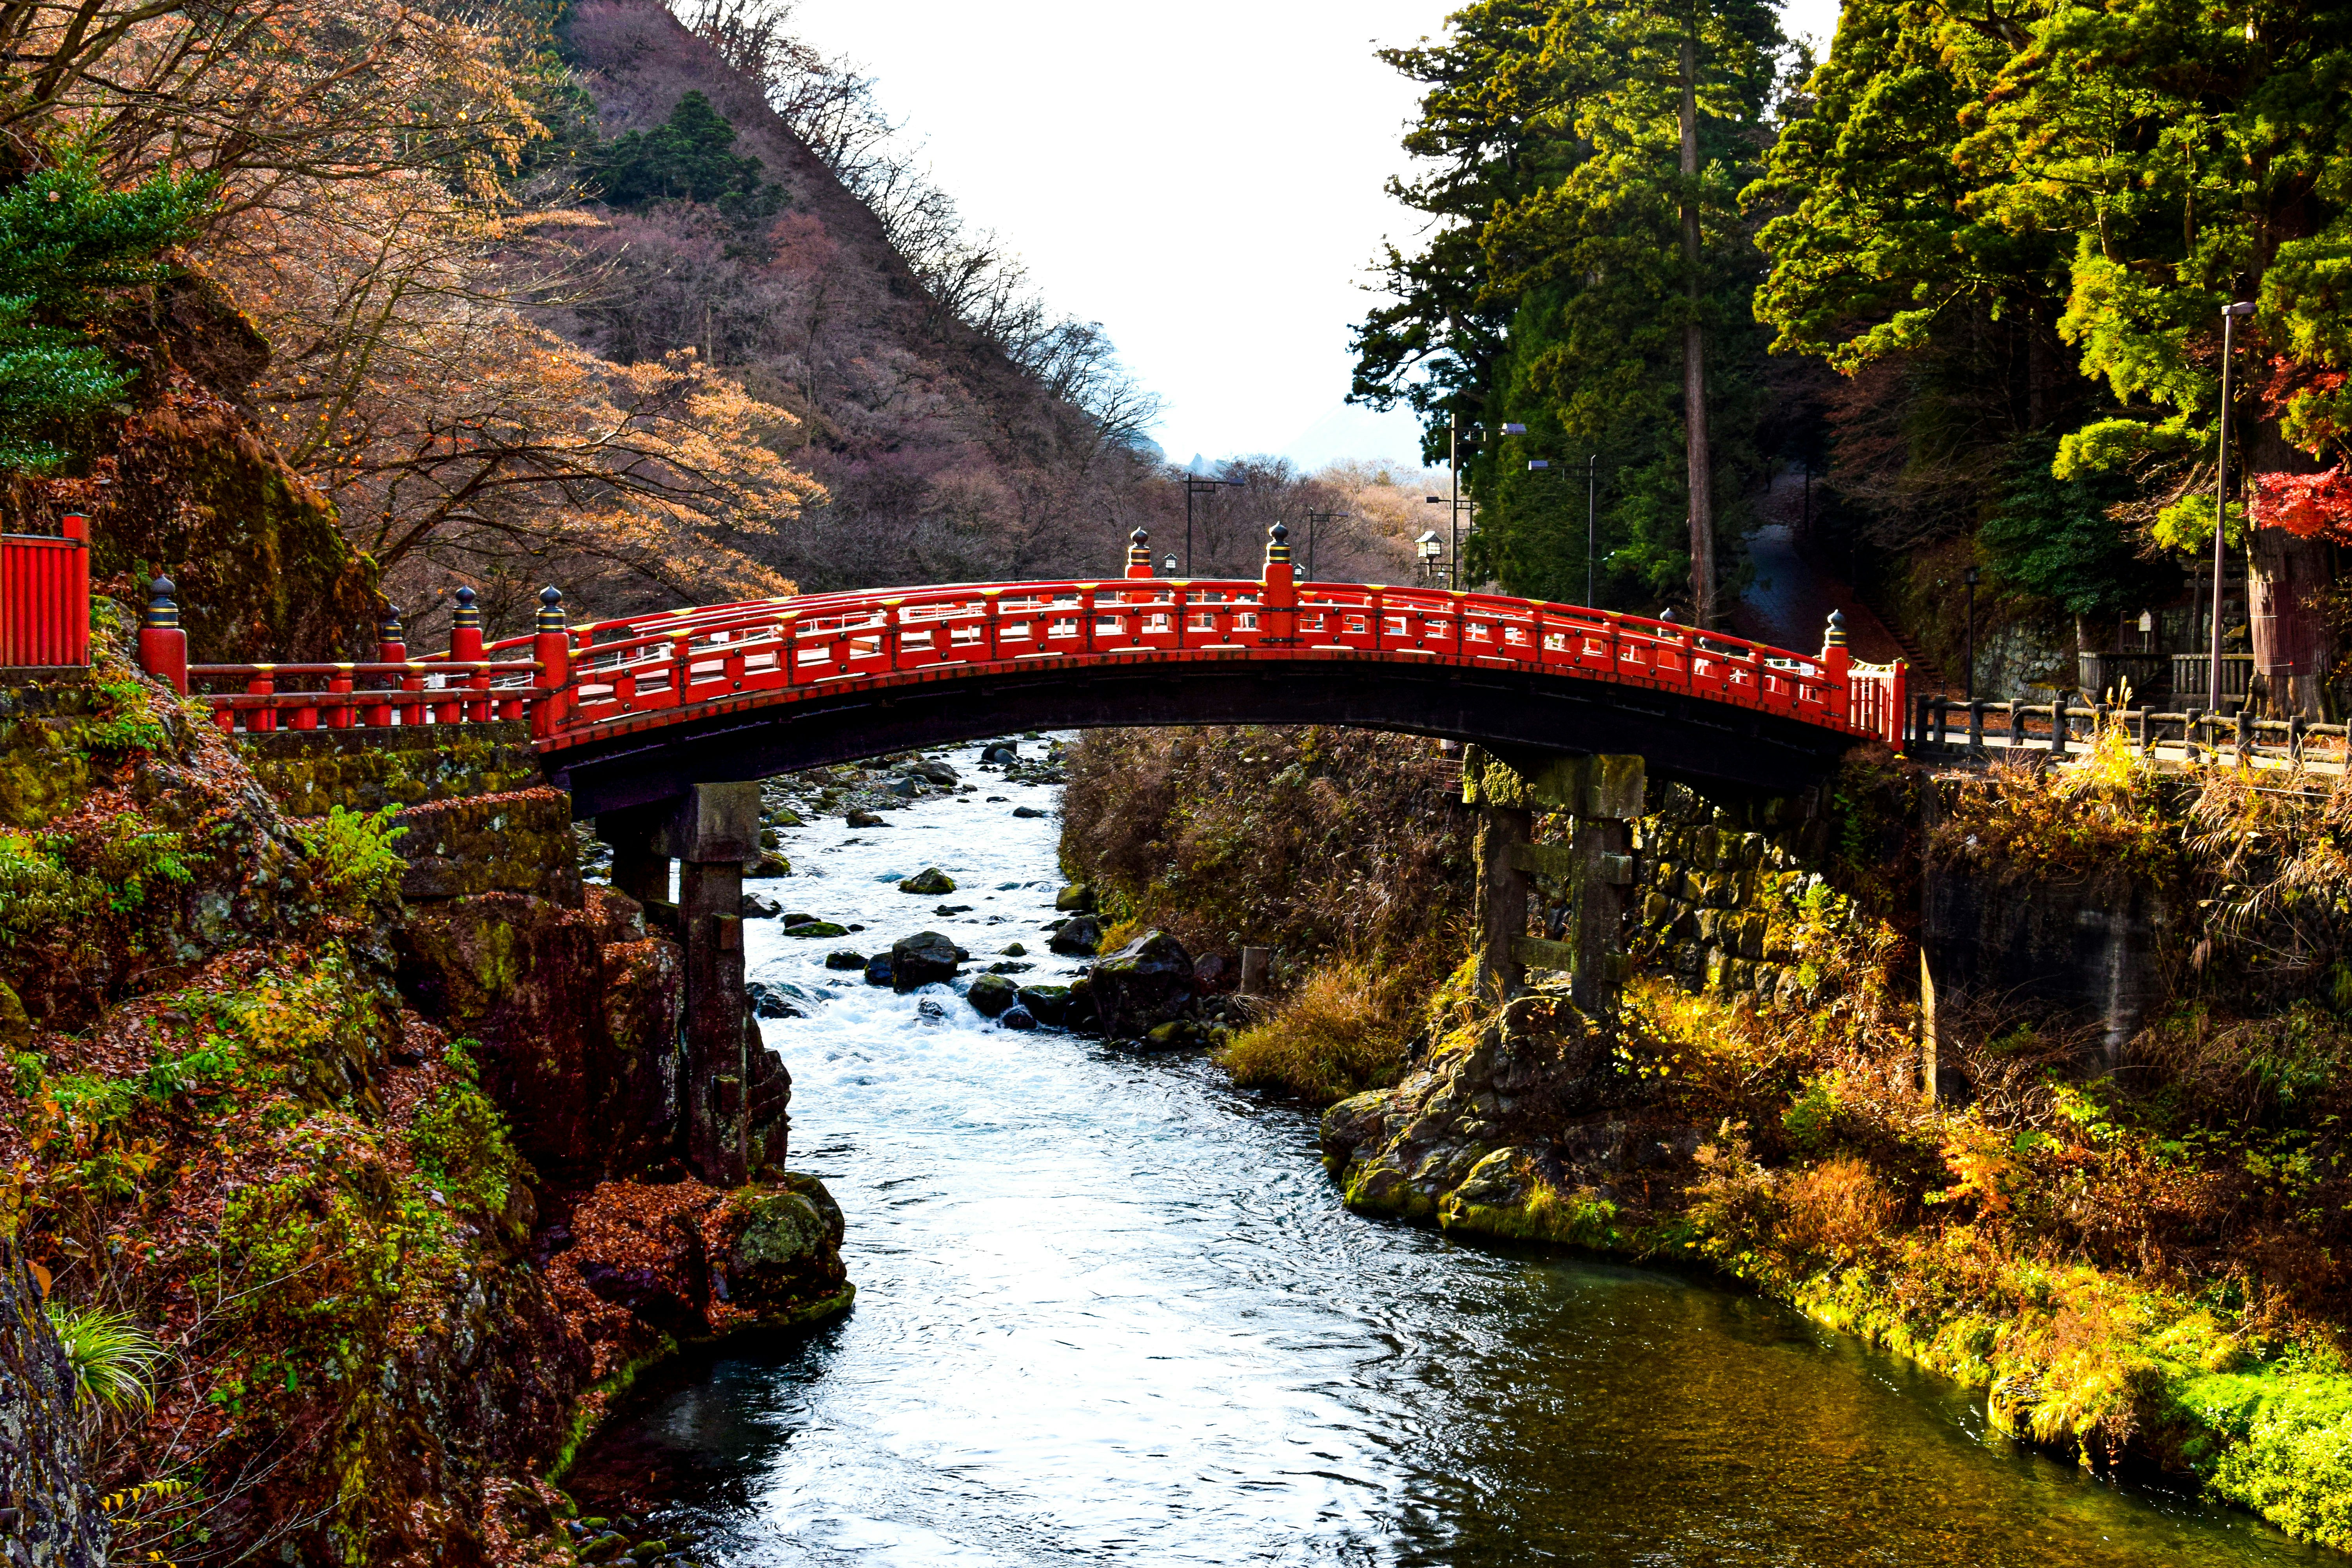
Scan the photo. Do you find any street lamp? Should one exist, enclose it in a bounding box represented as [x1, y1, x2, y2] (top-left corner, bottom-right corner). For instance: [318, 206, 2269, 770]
[1962, 565, 1980, 700]
[1416, 529, 1443, 585]
[1181, 474, 1243, 577]
[1163, 553, 1178, 576]
[2210, 300, 2257, 714]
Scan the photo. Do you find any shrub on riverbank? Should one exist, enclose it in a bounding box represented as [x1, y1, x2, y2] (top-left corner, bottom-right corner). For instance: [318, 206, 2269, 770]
[1216, 956, 1421, 1103]
[1061, 726, 1474, 1100]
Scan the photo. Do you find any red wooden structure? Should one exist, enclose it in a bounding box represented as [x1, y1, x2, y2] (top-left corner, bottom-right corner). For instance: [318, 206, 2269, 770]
[134, 525, 1906, 760]
[0, 514, 90, 670]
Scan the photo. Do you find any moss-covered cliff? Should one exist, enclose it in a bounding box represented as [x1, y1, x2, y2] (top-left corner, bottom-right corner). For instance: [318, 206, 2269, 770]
[0, 610, 844, 1564]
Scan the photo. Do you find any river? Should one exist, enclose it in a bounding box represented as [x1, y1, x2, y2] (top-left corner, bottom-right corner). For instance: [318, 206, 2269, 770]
[569, 736, 2324, 1566]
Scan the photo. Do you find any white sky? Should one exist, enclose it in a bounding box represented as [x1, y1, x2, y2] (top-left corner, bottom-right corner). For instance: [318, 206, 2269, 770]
[782, 0, 1848, 469]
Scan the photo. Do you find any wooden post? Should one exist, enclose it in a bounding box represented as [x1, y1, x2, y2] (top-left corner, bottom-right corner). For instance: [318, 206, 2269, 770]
[531, 586, 571, 739]
[1261, 521, 1297, 645]
[1238, 946, 1271, 996]
[136, 575, 187, 693]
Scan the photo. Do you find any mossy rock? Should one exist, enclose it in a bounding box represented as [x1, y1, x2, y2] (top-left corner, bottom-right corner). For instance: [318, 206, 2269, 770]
[966, 973, 1017, 1017]
[898, 867, 955, 895]
[783, 921, 849, 939]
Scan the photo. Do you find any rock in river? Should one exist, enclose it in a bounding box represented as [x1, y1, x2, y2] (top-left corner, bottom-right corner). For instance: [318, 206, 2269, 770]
[1089, 930, 1196, 1039]
[824, 950, 866, 971]
[890, 930, 962, 990]
[741, 891, 782, 919]
[864, 954, 894, 987]
[846, 809, 887, 828]
[1048, 914, 1103, 956]
[898, 867, 956, 895]
[1055, 882, 1096, 913]
[709, 1176, 851, 1324]
[1014, 984, 1072, 1027]
[1011, 806, 1046, 819]
[966, 973, 1018, 1017]
[999, 1004, 1038, 1031]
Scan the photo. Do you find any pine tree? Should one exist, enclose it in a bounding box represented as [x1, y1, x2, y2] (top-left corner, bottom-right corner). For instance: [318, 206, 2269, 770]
[0, 153, 214, 474]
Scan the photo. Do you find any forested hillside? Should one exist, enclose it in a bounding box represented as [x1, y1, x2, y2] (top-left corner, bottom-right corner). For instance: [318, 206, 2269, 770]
[1358, 0, 2352, 713]
[0, 0, 1423, 663]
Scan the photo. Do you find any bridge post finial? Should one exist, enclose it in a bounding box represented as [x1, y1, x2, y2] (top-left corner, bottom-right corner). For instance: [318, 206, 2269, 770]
[1125, 526, 1155, 580]
[1259, 520, 1296, 619]
[1821, 609, 1853, 725]
[376, 601, 406, 661]
[450, 584, 484, 662]
[532, 586, 571, 739]
[137, 575, 187, 694]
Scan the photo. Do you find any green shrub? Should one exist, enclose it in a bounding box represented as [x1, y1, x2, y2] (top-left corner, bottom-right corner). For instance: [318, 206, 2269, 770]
[45, 1302, 162, 1412]
[293, 805, 407, 909]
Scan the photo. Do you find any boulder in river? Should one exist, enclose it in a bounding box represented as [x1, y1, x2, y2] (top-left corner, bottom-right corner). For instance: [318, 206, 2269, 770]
[783, 921, 849, 939]
[824, 950, 867, 971]
[1011, 806, 1046, 819]
[981, 743, 1018, 764]
[916, 998, 947, 1020]
[1002, 941, 1028, 956]
[742, 891, 782, 919]
[1088, 930, 1196, 1039]
[999, 1004, 1037, 1031]
[864, 954, 894, 987]
[708, 1176, 852, 1325]
[966, 973, 1018, 1017]
[846, 809, 887, 828]
[746, 981, 806, 1020]
[1055, 883, 1096, 913]
[1014, 984, 1071, 1027]
[748, 852, 792, 877]
[908, 760, 960, 785]
[1048, 914, 1103, 955]
[899, 867, 956, 895]
[1142, 1019, 1201, 1050]
[935, 903, 973, 915]
[890, 930, 962, 990]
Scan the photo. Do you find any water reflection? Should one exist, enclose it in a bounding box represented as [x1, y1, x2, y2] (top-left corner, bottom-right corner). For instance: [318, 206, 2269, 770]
[571, 738, 2323, 1566]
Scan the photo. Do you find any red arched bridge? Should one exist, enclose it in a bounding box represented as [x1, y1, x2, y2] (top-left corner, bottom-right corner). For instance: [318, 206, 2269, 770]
[127, 524, 1904, 813]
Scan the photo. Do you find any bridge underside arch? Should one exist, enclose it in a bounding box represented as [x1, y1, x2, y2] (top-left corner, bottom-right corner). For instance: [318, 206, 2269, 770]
[543, 657, 1865, 818]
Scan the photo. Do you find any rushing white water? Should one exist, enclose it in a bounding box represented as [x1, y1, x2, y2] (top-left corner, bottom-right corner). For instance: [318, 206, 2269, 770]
[573, 735, 2324, 1567]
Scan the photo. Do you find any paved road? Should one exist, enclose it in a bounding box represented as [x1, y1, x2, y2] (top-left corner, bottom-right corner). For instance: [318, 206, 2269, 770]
[1731, 522, 1916, 672]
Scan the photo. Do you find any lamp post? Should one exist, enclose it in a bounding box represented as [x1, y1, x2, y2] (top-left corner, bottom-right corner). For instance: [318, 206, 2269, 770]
[1962, 565, 1979, 700]
[1182, 474, 1243, 577]
[1163, 553, 1178, 577]
[2211, 300, 2257, 713]
[1439, 416, 1523, 588]
[1300, 510, 1347, 583]
[1416, 529, 1443, 586]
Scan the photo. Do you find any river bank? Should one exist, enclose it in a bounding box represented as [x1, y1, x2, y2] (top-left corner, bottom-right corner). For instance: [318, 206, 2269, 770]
[566, 734, 2325, 1565]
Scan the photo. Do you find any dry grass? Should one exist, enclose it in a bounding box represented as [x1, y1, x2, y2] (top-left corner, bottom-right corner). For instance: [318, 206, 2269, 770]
[1216, 956, 1417, 1104]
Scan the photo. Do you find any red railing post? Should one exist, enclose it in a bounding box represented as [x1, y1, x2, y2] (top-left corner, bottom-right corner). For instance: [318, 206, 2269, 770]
[137, 576, 188, 693]
[59, 514, 89, 667]
[327, 666, 353, 729]
[1260, 522, 1296, 646]
[370, 603, 405, 727]
[531, 586, 571, 739]
[247, 670, 277, 733]
[1820, 609, 1852, 731]
[448, 586, 489, 720]
[1125, 526, 1155, 580]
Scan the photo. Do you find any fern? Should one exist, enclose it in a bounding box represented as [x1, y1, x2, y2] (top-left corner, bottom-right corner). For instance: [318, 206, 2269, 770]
[45, 1302, 162, 1412]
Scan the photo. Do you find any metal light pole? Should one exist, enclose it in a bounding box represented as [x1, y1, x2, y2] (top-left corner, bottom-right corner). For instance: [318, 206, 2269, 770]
[1587, 453, 1599, 607]
[1301, 510, 1347, 582]
[1181, 474, 1241, 577]
[2210, 300, 2257, 713]
[1963, 564, 1979, 700]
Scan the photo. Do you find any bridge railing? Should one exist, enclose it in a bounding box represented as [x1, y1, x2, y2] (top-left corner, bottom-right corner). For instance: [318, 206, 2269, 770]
[1, 514, 89, 671]
[131, 522, 1904, 750]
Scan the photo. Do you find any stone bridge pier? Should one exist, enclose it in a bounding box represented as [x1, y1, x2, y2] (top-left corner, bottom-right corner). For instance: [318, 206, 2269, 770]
[597, 782, 766, 1186]
[1462, 747, 1646, 1016]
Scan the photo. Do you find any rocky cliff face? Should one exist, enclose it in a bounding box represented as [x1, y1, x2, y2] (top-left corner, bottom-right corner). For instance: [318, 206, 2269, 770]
[0, 615, 844, 1564]
[0, 1245, 107, 1568]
